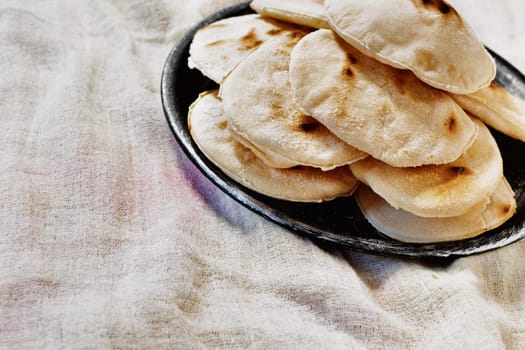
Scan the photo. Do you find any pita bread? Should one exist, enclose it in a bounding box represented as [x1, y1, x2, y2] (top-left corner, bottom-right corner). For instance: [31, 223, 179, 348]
[451, 83, 525, 142]
[250, 0, 329, 29]
[289, 29, 477, 167]
[188, 14, 301, 83]
[228, 130, 300, 168]
[324, 0, 496, 94]
[220, 31, 367, 171]
[349, 119, 503, 218]
[356, 177, 516, 243]
[188, 90, 359, 202]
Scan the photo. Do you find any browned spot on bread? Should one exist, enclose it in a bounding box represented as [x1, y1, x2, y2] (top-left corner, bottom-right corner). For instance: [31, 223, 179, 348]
[284, 31, 306, 47]
[287, 31, 305, 40]
[450, 166, 472, 175]
[207, 39, 225, 47]
[239, 29, 263, 51]
[413, 0, 456, 15]
[267, 28, 284, 36]
[348, 54, 358, 64]
[445, 115, 457, 133]
[438, 5, 450, 13]
[300, 123, 319, 132]
[394, 76, 407, 95]
[499, 204, 512, 215]
[296, 115, 321, 133]
[342, 53, 356, 78]
[217, 120, 227, 130]
[415, 49, 436, 71]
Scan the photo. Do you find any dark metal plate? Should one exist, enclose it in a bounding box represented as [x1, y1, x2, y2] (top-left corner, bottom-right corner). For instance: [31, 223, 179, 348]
[161, 1, 525, 258]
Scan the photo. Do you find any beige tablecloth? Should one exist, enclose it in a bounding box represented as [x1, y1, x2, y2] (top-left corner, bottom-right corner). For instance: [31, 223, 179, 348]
[1, 1, 525, 349]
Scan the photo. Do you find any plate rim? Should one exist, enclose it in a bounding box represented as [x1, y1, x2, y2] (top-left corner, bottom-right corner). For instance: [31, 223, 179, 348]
[161, 1, 525, 258]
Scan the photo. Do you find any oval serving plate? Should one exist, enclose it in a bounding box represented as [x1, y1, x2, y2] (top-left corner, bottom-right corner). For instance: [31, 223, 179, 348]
[161, 1, 525, 258]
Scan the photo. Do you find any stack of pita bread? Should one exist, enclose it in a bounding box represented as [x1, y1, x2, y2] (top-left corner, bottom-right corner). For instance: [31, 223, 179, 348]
[186, 0, 524, 243]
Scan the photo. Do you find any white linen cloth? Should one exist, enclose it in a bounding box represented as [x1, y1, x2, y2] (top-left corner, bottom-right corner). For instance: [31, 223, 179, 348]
[1, 0, 525, 348]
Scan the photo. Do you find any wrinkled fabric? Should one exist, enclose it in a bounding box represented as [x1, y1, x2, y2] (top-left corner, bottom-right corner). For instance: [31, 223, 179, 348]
[1, 1, 525, 349]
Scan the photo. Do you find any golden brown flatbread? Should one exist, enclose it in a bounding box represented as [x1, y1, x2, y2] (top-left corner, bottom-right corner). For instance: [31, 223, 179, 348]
[451, 83, 525, 142]
[188, 14, 301, 83]
[188, 90, 359, 202]
[220, 30, 367, 170]
[289, 29, 477, 167]
[350, 119, 503, 218]
[356, 177, 516, 243]
[324, 0, 495, 94]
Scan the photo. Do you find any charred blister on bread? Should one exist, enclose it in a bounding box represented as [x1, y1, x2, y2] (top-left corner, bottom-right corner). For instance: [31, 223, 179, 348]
[414, 0, 455, 15]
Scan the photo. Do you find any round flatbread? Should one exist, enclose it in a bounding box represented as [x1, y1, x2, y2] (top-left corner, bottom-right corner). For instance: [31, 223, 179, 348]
[324, 0, 496, 94]
[188, 90, 359, 202]
[349, 118, 503, 218]
[356, 177, 516, 243]
[221, 31, 367, 171]
[289, 29, 477, 167]
[250, 0, 329, 29]
[188, 14, 301, 83]
[451, 83, 525, 142]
